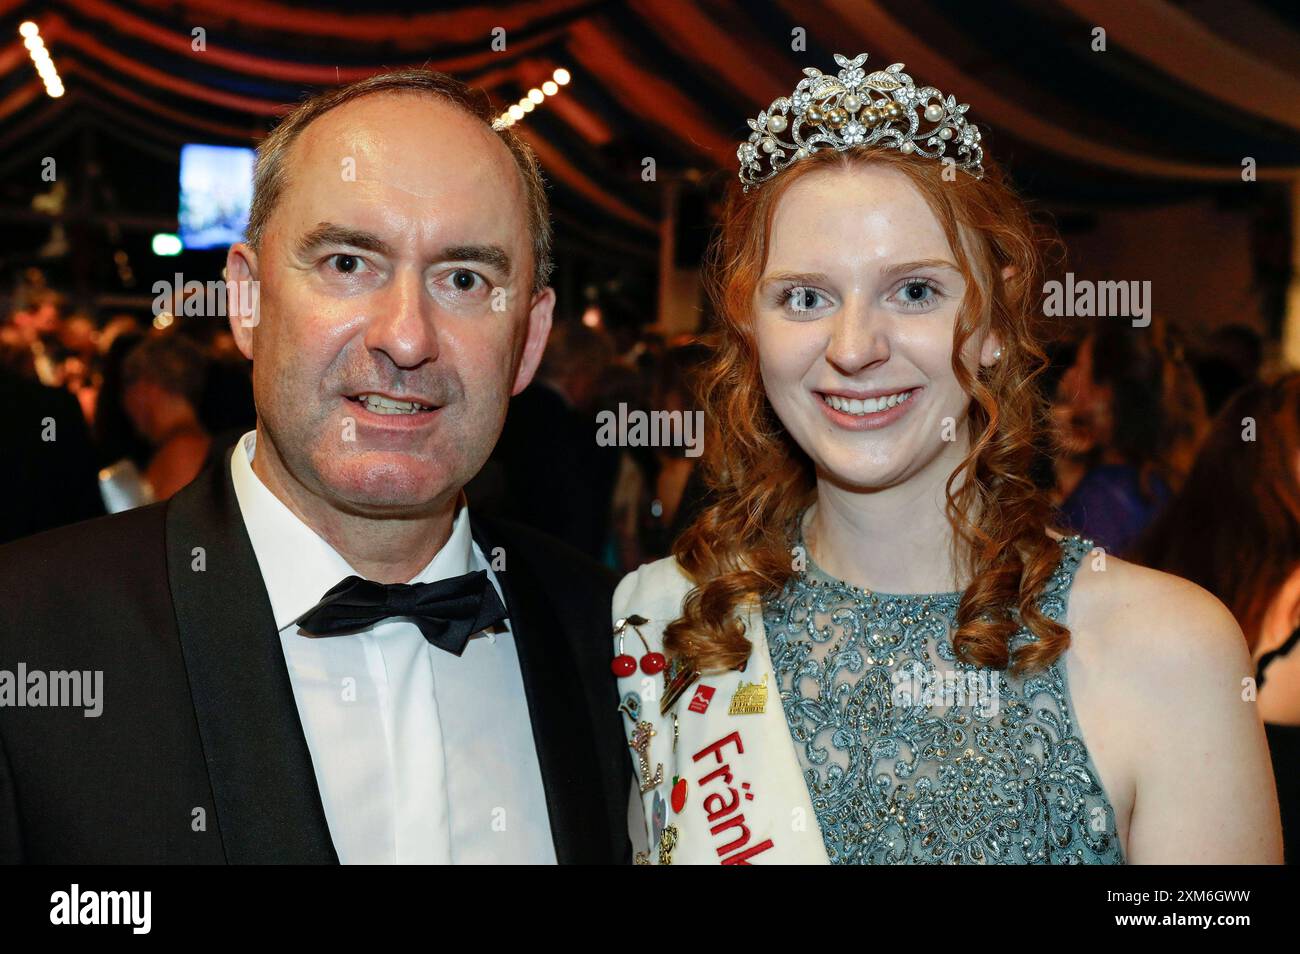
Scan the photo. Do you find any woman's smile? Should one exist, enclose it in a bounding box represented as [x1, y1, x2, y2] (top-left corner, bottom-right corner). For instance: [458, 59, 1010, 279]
[814, 385, 922, 430]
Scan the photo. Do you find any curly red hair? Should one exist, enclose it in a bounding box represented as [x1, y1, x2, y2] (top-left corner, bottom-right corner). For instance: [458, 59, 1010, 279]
[666, 145, 1074, 676]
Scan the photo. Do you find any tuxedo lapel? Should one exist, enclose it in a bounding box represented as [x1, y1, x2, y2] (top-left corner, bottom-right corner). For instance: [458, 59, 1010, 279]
[165, 448, 337, 864]
[471, 515, 615, 864]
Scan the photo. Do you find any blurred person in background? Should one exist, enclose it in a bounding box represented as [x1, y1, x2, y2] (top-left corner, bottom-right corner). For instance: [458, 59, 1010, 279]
[165, 315, 258, 459]
[607, 339, 710, 570]
[1134, 372, 1300, 863]
[1052, 318, 1206, 556]
[92, 320, 151, 471]
[58, 312, 97, 364]
[0, 323, 37, 379]
[1027, 338, 1078, 493]
[601, 358, 649, 571]
[98, 312, 144, 355]
[121, 333, 212, 499]
[1192, 322, 1264, 417]
[57, 312, 100, 423]
[197, 328, 257, 451]
[9, 289, 64, 385]
[488, 320, 618, 559]
[0, 345, 103, 543]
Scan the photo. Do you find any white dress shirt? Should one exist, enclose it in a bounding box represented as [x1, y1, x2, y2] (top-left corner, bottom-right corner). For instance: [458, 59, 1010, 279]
[229, 431, 557, 864]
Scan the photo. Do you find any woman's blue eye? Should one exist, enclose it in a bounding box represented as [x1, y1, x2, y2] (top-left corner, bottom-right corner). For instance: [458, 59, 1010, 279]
[897, 280, 939, 308]
[785, 286, 825, 313]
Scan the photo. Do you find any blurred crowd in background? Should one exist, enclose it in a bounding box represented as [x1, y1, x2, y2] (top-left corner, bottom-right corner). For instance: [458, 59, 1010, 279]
[1, 276, 256, 541]
[0, 269, 1280, 575]
[6, 270, 1300, 859]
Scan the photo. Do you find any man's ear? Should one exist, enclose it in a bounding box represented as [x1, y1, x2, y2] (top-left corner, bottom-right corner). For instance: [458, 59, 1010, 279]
[226, 242, 260, 360]
[511, 286, 555, 396]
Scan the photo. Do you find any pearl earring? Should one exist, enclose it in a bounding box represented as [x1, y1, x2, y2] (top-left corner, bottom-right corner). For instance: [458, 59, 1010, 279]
[993, 347, 1003, 361]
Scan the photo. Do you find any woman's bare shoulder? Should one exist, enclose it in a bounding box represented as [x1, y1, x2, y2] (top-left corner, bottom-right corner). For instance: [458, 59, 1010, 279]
[1047, 536, 1281, 862]
[1062, 542, 1252, 692]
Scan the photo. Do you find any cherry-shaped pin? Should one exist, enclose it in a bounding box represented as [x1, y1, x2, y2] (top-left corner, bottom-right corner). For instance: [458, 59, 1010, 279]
[613, 615, 659, 679]
[613, 621, 644, 681]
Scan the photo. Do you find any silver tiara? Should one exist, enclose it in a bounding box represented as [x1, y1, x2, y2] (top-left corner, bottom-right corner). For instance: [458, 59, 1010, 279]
[738, 53, 984, 190]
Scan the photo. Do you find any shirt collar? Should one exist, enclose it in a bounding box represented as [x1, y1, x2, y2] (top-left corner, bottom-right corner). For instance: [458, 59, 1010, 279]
[229, 430, 475, 631]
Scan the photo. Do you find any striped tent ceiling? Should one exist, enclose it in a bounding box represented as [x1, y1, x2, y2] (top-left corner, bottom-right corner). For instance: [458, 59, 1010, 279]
[2, 0, 1299, 261]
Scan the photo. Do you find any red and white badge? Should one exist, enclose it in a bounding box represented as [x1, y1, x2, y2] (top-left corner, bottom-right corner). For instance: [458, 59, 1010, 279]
[688, 684, 716, 714]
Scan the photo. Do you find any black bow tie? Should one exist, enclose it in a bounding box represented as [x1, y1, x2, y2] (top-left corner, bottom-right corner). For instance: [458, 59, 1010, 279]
[294, 569, 508, 656]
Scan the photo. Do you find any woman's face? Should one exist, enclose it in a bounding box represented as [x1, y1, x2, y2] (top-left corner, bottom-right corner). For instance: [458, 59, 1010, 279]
[753, 164, 1000, 491]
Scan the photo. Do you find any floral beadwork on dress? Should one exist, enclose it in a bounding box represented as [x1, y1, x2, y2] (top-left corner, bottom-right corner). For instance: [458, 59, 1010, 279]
[764, 534, 1124, 864]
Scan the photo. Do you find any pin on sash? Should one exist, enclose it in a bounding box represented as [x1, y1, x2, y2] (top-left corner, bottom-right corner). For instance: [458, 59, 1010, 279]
[628, 720, 664, 794]
[728, 673, 769, 715]
[658, 825, 679, 865]
[618, 692, 641, 724]
[660, 655, 701, 715]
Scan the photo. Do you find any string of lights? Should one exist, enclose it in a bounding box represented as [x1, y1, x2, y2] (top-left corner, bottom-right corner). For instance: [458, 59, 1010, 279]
[19, 21, 63, 99]
[493, 67, 570, 129]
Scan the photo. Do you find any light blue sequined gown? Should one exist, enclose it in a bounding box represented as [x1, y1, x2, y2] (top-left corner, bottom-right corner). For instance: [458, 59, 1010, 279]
[764, 534, 1125, 864]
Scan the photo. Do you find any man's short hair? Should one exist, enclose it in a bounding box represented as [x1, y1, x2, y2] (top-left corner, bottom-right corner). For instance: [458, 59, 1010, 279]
[247, 69, 553, 292]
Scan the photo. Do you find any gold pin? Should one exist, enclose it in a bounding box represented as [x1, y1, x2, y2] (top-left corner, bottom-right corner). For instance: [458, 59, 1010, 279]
[660, 656, 701, 715]
[628, 720, 664, 794]
[728, 673, 769, 715]
[658, 825, 679, 865]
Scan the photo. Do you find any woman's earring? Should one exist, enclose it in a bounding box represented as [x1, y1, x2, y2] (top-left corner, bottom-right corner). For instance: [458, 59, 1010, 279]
[993, 347, 1003, 362]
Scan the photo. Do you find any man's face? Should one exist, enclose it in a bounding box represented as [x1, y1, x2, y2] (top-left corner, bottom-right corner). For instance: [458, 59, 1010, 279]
[227, 94, 552, 517]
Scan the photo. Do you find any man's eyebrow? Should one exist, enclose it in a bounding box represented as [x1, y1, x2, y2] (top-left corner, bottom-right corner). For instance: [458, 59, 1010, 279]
[293, 228, 513, 278]
[438, 244, 512, 278]
[295, 223, 396, 258]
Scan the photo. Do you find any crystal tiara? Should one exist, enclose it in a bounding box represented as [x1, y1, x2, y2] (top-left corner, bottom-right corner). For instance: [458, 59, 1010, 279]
[737, 53, 985, 190]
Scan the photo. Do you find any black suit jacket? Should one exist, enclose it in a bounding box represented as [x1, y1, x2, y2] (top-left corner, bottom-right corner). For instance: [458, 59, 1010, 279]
[0, 447, 631, 864]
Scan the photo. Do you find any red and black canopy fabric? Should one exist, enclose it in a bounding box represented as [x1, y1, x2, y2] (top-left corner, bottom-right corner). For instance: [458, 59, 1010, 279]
[1, 0, 1298, 255]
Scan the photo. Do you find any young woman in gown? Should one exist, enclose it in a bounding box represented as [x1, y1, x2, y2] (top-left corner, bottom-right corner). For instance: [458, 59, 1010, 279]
[611, 53, 1281, 865]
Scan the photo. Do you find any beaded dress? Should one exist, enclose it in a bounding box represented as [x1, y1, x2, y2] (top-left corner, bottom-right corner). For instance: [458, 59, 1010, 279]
[763, 533, 1125, 864]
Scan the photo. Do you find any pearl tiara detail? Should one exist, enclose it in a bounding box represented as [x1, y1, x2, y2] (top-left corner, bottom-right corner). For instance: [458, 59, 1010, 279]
[737, 53, 985, 190]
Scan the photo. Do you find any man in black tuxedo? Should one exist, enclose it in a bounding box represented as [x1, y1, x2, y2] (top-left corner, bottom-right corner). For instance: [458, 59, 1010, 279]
[0, 70, 631, 863]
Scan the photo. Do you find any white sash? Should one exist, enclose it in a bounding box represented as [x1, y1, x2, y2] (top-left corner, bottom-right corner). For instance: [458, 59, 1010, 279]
[612, 558, 830, 864]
